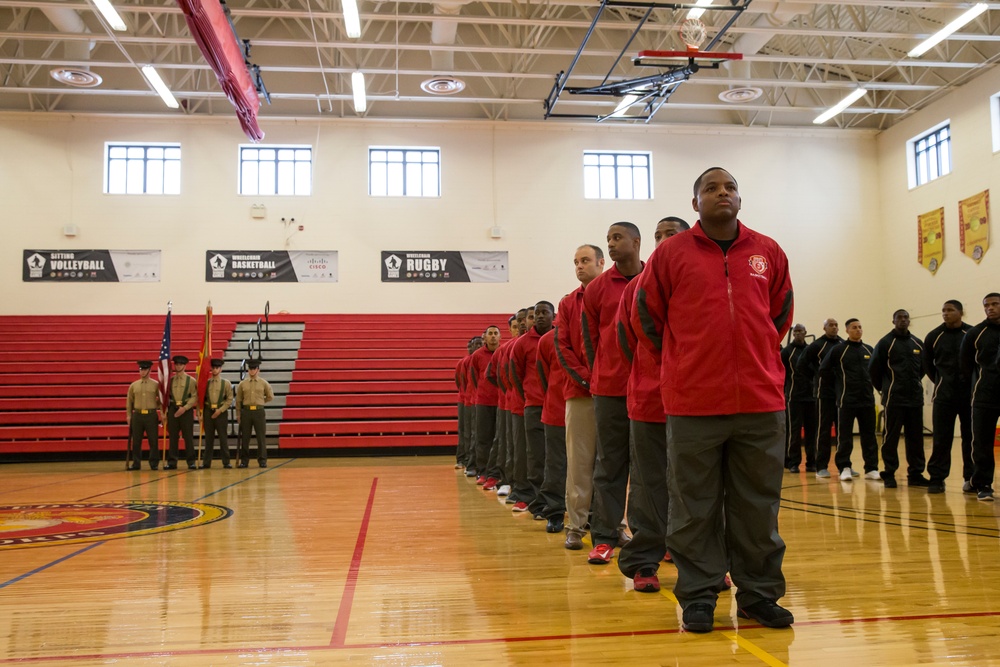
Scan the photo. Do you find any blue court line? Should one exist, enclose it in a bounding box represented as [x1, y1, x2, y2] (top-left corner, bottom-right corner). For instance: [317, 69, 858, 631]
[0, 542, 104, 590]
[0, 458, 297, 589]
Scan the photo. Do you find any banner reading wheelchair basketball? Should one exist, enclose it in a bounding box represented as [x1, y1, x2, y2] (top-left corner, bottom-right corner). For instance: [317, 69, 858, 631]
[23, 249, 161, 282]
[381, 251, 508, 283]
[206, 250, 338, 282]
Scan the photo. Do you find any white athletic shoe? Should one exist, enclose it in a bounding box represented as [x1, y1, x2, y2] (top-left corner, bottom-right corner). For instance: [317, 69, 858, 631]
[496, 484, 511, 496]
[865, 470, 881, 480]
[840, 467, 854, 481]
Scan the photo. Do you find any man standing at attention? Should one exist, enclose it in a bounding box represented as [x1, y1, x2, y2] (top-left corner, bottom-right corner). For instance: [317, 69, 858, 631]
[582, 221, 643, 564]
[635, 167, 794, 633]
[201, 358, 234, 469]
[961, 293, 1000, 501]
[869, 309, 929, 488]
[819, 319, 880, 482]
[796, 319, 842, 478]
[126, 360, 161, 470]
[236, 359, 274, 468]
[923, 300, 972, 494]
[781, 324, 816, 473]
[166, 354, 198, 470]
[556, 244, 605, 550]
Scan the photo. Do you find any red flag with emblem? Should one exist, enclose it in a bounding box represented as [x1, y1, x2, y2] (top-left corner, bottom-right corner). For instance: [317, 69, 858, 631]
[195, 302, 213, 406]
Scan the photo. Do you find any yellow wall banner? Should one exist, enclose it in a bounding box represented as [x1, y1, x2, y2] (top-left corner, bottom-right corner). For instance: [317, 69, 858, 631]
[917, 208, 945, 273]
[959, 190, 990, 263]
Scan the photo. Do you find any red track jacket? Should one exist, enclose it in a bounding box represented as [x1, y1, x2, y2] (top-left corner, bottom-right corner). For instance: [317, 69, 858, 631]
[537, 328, 567, 427]
[582, 262, 642, 397]
[555, 286, 591, 400]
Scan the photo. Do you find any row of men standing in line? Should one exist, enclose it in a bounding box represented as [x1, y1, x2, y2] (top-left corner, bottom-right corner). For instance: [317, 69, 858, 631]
[780, 293, 1000, 499]
[125, 356, 274, 469]
[453, 166, 798, 634]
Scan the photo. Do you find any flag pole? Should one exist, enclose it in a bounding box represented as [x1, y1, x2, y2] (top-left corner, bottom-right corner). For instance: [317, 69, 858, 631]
[160, 301, 172, 467]
[195, 301, 212, 468]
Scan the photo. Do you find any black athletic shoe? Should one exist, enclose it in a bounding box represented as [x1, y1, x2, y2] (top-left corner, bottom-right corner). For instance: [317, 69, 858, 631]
[237, 461, 249, 469]
[545, 517, 564, 533]
[737, 599, 794, 628]
[928, 483, 945, 494]
[682, 603, 715, 633]
[908, 476, 931, 487]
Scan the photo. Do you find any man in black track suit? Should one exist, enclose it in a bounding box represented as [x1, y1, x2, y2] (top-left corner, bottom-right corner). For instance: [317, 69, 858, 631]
[781, 324, 816, 472]
[796, 319, 843, 478]
[961, 293, 1000, 502]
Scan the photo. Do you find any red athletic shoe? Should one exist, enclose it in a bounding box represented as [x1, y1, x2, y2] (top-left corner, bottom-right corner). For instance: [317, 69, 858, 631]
[633, 567, 660, 593]
[588, 543, 614, 564]
[476, 475, 486, 485]
[483, 478, 498, 491]
[511, 501, 529, 512]
[663, 551, 673, 563]
[723, 573, 734, 589]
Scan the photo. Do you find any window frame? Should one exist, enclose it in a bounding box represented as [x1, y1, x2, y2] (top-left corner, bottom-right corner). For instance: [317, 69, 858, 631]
[906, 121, 952, 189]
[104, 142, 182, 195]
[991, 91, 1000, 154]
[368, 147, 442, 198]
[238, 144, 313, 196]
[582, 150, 653, 200]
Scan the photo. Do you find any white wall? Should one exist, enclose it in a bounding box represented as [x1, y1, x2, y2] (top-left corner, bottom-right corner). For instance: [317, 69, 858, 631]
[876, 65, 1000, 339]
[1, 112, 881, 332]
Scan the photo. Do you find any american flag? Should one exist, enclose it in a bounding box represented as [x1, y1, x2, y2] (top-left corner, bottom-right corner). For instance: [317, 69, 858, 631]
[157, 309, 172, 410]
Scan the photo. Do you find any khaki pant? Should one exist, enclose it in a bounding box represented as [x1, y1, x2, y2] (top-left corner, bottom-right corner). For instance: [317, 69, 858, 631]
[564, 396, 597, 536]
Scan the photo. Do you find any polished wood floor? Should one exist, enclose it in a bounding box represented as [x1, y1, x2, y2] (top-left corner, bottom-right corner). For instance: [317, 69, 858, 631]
[2, 445, 1000, 666]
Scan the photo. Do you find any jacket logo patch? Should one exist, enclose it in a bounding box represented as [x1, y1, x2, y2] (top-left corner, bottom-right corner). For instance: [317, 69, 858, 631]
[748, 255, 768, 274]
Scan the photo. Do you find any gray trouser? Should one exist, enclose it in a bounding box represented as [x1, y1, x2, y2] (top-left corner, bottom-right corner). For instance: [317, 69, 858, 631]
[618, 419, 668, 578]
[565, 397, 597, 536]
[666, 412, 787, 609]
[485, 408, 507, 481]
[456, 403, 467, 464]
[591, 394, 631, 547]
[474, 405, 497, 474]
[524, 407, 547, 514]
[539, 424, 567, 518]
[511, 413, 531, 502]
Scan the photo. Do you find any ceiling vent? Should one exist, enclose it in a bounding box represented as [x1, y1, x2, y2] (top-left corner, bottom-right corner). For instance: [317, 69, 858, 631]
[50, 68, 102, 87]
[421, 76, 466, 95]
[719, 86, 762, 103]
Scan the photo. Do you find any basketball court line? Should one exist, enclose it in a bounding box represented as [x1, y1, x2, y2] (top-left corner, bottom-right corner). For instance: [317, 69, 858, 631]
[330, 477, 379, 647]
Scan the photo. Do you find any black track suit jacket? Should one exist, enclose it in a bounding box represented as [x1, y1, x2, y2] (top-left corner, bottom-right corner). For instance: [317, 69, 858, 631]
[923, 323, 971, 407]
[869, 330, 925, 408]
[961, 319, 1000, 410]
[819, 339, 875, 409]
[797, 335, 844, 401]
[781, 341, 813, 403]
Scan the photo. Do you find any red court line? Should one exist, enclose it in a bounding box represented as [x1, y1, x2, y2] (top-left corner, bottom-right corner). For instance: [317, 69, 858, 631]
[330, 477, 379, 648]
[5, 608, 1000, 662]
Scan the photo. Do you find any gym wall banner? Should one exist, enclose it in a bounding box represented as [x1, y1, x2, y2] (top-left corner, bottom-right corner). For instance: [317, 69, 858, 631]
[381, 251, 508, 283]
[917, 208, 944, 274]
[958, 190, 990, 264]
[206, 250, 338, 282]
[23, 250, 161, 282]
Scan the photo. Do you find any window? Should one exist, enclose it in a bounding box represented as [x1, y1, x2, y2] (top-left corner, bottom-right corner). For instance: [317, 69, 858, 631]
[369, 148, 440, 197]
[583, 151, 652, 200]
[105, 143, 181, 194]
[239, 145, 312, 195]
[907, 123, 951, 188]
[991, 91, 1000, 153]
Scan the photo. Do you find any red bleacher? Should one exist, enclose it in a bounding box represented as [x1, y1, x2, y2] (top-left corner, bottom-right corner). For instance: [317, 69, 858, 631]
[276, 314, 502, 451]
[0, 313, 504, 459]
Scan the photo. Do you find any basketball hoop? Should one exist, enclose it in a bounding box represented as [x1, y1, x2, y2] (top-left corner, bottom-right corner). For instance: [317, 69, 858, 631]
[679, 18, 707, 50]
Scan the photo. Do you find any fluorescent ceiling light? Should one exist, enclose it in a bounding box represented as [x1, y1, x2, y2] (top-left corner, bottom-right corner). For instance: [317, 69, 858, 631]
[813, 88, 867, 124]
[610, 94, 639, 118]
[141, 66, 179, 109]
[352, 71, 367, 113]
[908, 3, 988, 58]
[92, 0, 127, 31]
[687, 0, 713, 20]
[342, 0, 361, 38]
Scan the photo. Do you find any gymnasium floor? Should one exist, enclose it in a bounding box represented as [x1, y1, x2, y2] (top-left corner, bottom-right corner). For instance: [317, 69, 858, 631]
[2, 450, 999, 666]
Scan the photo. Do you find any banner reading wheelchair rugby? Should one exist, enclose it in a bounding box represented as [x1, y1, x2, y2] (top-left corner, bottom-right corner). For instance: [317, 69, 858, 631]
[206, 250, 338, 282]
[23, 249, 161, 282]
[381, 251, 508, 283]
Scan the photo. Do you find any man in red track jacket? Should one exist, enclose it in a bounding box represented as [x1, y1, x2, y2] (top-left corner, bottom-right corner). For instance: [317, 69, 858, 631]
[536, 321, 568, 533]
[581, 222, 644, 565]
[470, 326, 501, 479]
[616, 216, 688, 592]
[556, 244, 605, 550]
[635, 167, 794, 634]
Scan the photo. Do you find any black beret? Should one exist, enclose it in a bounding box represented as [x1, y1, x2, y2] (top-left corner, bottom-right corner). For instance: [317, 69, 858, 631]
[137, 360, 152, 369]
[210, 358, 224, 368]
[246, 359, 261, 369]
[172, 355, 189, 365]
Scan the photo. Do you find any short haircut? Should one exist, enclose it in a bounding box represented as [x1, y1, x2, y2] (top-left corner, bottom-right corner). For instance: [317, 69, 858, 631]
[658, 216, 690, 230]
[525, 305, 535, 311]
[985, 293, 1000, 302]
[535, 300, 555, 312]
[945, 299, 964, 311]
[693, 167, 737, 197]
[845, 318, 860, 327]
[508, 316, 516, 324]
[610, 221, 641, 239]
[579, 244, 604, 261]
[892, 309, 909, 318]
[486, 325, 500, 333]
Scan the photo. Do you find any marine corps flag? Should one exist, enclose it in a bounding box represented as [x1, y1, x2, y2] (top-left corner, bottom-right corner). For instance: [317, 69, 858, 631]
[917, 208, 944, 274]
[195, 302, 213, 407]
[959, 190, 990, 263]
